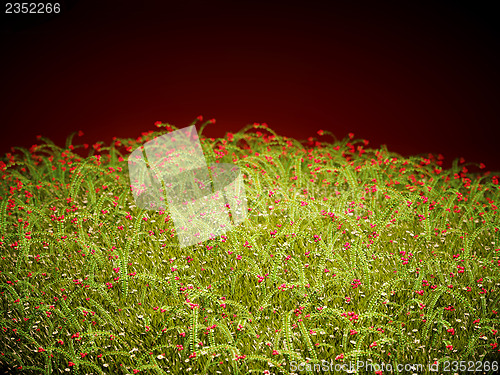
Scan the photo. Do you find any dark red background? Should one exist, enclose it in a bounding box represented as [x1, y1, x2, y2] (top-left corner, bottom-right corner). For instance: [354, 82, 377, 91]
[1, 1, 499, 171]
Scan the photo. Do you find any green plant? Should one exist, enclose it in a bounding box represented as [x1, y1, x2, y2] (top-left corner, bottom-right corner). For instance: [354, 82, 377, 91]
[0, 118, 499, 374]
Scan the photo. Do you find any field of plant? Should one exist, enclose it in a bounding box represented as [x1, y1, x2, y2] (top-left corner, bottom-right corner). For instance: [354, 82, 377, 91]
[0, 118, 499, 374]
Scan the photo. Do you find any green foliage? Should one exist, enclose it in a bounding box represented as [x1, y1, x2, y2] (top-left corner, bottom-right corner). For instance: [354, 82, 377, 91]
[0, 119, 499, 373]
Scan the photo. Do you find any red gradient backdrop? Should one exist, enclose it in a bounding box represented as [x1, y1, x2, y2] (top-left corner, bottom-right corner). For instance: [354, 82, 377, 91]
[1, 1, 499, 171]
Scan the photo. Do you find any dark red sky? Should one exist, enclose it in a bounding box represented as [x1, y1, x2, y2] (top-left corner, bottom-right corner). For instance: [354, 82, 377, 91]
[1, 1, 499, 171]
